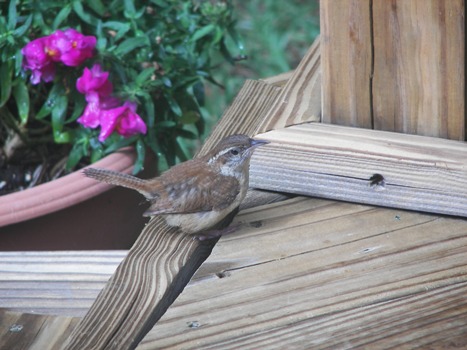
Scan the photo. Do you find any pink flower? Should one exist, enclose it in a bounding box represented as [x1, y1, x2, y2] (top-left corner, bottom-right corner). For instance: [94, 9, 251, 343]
[99, 102, 147, 142]
[21, 37, 56, 84]
[22, 29, 97, 84]
[76, 93, 102, 128]
[76, 64, 113, 98]
[77, 95, 146, 142]
[47, 29, 96, 67]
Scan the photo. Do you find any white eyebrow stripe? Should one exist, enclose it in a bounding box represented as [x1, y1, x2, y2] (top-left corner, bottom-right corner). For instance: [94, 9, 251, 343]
[207, 146, 239, 165]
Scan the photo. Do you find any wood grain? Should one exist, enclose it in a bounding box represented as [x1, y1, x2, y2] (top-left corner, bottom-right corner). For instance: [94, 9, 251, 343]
[2, 197, 467, 349]
[61, 218, 220, 350]
[250, 123, 467, 217]
[372, 0, 465, 140]
[254, 35, 322, 133]
[320, 0, 465, 139]
[320, 0, 373, 128]
[129, 198, 467, 348]
[198, 79, 282, 156]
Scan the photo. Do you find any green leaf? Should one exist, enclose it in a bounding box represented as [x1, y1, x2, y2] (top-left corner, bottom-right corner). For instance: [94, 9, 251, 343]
[7, 0, 17, 30]
[90, 147, 104, 163]
[165, 94, 182, 117]
[12, 79, 29, 125]
[0, 61, 12, 108]
[123, 0, 136, 16]
[155, 120, 176, 128]
[66, 142, 87, 169]
[179, 111, 200, 124]
[104, 135, 138, 153]
[191, 24, 216, 42]
[52, 6, 72, 29]
[36, 84, 62, 120]
[72, 1, 98, 26]
[102, 21, 131, 41]
[87, 0, 106, 17]
[135, 67, 155, 86]
[144, 98, 155, 127]
[14, 48, 23, 75]
[51, 95, 69, 142]
[13, 14, 32, 37]
[133, 139, 146, 174]
[114, 36, 149, 56]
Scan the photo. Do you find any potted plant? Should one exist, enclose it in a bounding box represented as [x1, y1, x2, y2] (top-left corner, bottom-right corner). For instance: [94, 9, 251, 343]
[0, 0, 242, 250]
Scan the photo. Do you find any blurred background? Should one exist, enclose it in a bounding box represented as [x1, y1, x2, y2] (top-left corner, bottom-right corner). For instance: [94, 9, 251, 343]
[203, 0, 320, 135]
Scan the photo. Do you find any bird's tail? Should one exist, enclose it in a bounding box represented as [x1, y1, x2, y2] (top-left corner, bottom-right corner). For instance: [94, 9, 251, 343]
[83, 168, 155, 199]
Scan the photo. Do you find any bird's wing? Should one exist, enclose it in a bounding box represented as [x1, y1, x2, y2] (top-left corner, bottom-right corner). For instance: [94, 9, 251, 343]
[143, 165, 240, 216]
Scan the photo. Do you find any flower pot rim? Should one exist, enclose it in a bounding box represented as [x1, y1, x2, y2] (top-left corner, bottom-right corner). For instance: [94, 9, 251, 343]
[0, 148, 137, 228]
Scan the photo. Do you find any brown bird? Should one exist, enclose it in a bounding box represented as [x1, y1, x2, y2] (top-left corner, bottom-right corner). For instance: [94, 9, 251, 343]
[83, 134, 268, 239]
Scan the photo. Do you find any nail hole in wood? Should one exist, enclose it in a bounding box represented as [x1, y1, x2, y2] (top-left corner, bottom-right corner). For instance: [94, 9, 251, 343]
[369, 173, 386, 191]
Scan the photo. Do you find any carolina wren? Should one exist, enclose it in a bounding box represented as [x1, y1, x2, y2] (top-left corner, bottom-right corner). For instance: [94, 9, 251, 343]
[83, 134, 268, 238]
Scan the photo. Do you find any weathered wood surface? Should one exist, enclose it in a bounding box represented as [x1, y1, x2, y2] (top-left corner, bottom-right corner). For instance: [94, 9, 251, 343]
[372, 0, 464, 139]
[320, 0, 465, 140]
[320, 0, 373, 128]
[255, 35, 321, 133]
[251, 123, 467, 217]
[1, 197, 467, 349]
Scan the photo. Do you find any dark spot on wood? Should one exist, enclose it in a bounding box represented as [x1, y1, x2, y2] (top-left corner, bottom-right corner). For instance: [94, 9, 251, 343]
[249, 220, 263, 228]
[216, 271, 229, 278]
[369, 173, 386, 190]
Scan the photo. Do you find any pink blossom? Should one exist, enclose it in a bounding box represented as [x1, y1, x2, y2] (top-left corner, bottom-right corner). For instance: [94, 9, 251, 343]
[77, 95, 146, 142]
[76, 64, 113, 98]
[47, 29, 96, 66]
[21, 37, 56, 84]
[99, 101, 147, 142]
[22, 29, 97, 84]
[77, 93, 101, 128]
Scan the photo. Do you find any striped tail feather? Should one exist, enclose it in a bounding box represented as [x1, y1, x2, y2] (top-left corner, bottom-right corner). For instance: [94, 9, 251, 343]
[83, 168, 156, 199]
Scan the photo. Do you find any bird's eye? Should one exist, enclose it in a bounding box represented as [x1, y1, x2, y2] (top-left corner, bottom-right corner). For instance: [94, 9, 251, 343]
[230, 148, 240, 156]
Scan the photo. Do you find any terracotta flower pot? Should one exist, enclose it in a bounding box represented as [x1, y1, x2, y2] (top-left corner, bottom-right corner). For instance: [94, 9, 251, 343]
[0, 148, 155, 251]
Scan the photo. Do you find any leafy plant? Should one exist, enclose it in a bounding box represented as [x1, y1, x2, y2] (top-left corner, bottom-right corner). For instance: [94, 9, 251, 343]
[205, 0, 319, 125]
[0, 0, 242, 193]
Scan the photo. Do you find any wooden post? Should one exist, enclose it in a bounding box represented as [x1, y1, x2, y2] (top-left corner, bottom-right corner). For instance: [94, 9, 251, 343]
[321, 0, 465, 140]
[320, 0, 373, 128]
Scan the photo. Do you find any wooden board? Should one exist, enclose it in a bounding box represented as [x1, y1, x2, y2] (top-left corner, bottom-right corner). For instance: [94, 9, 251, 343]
[320, 0, 465, 140]
[1, 197, 467, 349]
[255, 36, 322, 133]
[320, 0, 373, 128]
[372, 0, 465, 139]
[250, 123, 467, 217]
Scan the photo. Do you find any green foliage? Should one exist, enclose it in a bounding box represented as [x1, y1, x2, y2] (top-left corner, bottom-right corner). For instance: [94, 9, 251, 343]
[0, 0, 241, 173]
[205, 0, 320, 130]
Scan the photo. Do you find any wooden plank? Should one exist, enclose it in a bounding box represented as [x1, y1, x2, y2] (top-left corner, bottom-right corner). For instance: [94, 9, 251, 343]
[254, 35, 322, 133]
[250, 123, 467, 217]
[0, 310, 79, 350]
[198, 79, 282, 156]
[260, 71, 293, 87]
[129, 198, 467, 348]
[2, 197, 467, 349]
[0, 251, 123, 316]
[372, 0, 465, 140]
[320, 0, 373, 128]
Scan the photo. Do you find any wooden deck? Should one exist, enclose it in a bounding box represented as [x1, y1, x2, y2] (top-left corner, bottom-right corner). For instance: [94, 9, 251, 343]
[1, 196, 467, 349]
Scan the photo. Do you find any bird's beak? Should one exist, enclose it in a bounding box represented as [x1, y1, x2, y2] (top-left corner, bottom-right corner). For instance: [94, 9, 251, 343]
[250, 138, 269, 148]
